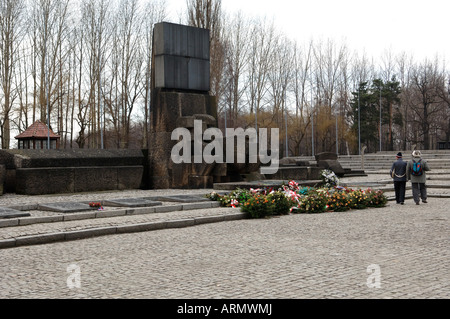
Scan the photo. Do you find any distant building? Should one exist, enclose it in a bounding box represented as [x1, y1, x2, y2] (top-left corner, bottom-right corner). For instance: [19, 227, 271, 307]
[15, 120, 60, 149]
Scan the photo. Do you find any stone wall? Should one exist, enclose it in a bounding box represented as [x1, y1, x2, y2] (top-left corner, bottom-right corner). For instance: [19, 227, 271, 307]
[0, 149, 144, 195]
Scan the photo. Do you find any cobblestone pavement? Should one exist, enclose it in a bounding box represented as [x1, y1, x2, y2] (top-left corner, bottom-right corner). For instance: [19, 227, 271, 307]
[0, 194, 448, 299]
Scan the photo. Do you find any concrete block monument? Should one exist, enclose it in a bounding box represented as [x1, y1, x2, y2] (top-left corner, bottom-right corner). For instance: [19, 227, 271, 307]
[315, 152, 346, 177]
[148, 22, 225, 189]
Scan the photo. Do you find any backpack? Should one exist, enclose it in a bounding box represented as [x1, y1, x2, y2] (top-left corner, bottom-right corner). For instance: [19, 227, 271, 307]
[411, 159, 423, 176]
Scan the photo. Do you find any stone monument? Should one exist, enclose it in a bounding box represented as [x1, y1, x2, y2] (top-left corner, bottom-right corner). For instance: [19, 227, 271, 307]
[148, 22, 225, 189]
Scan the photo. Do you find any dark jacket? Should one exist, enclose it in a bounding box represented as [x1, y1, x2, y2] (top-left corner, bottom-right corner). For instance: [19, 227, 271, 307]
[390, 158, 407, 182]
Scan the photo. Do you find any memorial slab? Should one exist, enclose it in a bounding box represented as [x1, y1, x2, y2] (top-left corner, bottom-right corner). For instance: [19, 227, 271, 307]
[104, 198, 163, 208]
[150, 195, 210, 203]
[38, 202, 93, 213]
[0, 207, 31, 219]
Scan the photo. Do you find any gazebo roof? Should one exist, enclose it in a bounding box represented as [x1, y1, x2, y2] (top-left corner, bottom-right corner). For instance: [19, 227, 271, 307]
[15, 120, 60, 139]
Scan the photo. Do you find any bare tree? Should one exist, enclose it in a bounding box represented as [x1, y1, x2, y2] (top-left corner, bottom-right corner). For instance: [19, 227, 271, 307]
[79, 0, 110, 148]
[186, 0, 225, 124]
[112, 0, 144, 149]
[141, 0, 167, 148]
[222, 12, 250, 125]
[246, 17, 275, 117]
[0, 0, 25, 148]
[409, 58, 448, 150]
[31, 0, 70, 130]
[291, 40, 314, 155]
[186, 0, 221, 31]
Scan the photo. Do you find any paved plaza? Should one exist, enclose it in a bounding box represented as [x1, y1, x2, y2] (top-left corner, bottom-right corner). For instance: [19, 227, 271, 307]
[0, 178, 448, 299]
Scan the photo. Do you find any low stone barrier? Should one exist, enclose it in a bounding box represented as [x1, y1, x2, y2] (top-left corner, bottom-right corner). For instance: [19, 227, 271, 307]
[0, 149, 144, 195]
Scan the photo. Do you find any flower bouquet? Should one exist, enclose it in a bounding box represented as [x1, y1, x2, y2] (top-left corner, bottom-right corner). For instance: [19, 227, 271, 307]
[89, 202, 104, 211]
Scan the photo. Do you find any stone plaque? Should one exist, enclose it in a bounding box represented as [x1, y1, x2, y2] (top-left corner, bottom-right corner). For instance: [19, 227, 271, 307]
[0, 207, 31, 219]
[104, 198, 163, 208]
[38, 202, 93, 213]
[153, 22, 210, 91]
[150, 195, 210, 203]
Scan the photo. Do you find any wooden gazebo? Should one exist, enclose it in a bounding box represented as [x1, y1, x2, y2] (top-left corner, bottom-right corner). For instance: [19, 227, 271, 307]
[15, 120, 60, 150]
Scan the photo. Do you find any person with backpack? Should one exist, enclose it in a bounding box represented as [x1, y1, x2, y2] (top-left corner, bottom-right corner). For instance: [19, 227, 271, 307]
[390, 152, 408, 205]
[406, 150, 430, 205]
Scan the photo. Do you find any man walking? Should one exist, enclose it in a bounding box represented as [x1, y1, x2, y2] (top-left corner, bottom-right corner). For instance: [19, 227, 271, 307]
[406, 150, 431, 205]
[390, 152, 407, 205]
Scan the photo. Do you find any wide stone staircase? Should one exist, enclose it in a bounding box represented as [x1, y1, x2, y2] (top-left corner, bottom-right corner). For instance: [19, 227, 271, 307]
[291, 150, 450, 201]
[337, 150, 450, 172]
[336, 150, 450, 201]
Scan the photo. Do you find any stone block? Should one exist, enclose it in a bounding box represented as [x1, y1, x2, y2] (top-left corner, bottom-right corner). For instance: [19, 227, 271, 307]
[176, 116, 196, 128]
[193, 114, 217, 126]
[182, 202, 212, 211]
[317, 160, 346, 177]
[180, 93, 209, 117]
[154, 55, 210, 91]
[11, 149, 144, 168]
[63, 212, 97, 222]
[116, 221, 167, 234]
[125, 207, 156, 215]
[307, 167, 322, 180]
[18, 216, 63, 226]
[212, 163, 227, 177]
[204, 95, 218, 121]
[0, 164, 5, 195]
[64, 227, 117, 241]
[170, 163, 191, 188]
[153, 22, 210, 60]
[153, 22, 210, 92]
[191, 162, 215, 177]
[74, 167, 118, 193]
[166, 218, 196, 229]
[154, 205, 183, 213]
[194, 215, 225, 225]
[117, 166, 144, 190]
[96, 210, 127, 219]
[1, 149, 144, 195]
[0, 218, 19, 228]
[295, 160, 312, 167]
[16, 233, 65, 247]
[315, 152, 338, 161]
[15, 165, 143, 195]
[15, 168, 75, 195]
[189, 175, 213, 189]
[279, 157, 298, 166]
[0, 239, 16, 249]
[267, 167, 309, 180]
[0, 207, 31, 219]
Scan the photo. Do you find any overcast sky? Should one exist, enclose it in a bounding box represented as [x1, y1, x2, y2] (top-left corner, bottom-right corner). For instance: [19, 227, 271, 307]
[167, 0, 450, 63]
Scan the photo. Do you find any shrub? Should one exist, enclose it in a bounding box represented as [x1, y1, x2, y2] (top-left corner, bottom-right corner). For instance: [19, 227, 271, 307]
[326, 191, 351, 212]
[207, 189, 251, 208]
[206, 181, 389, 218]
[268, 191, 293, 216]
[347, 189, 367, 209]
[365, 188, 388, 208]
[293, 189, 328, 214]
[241, 193, 275, 219]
